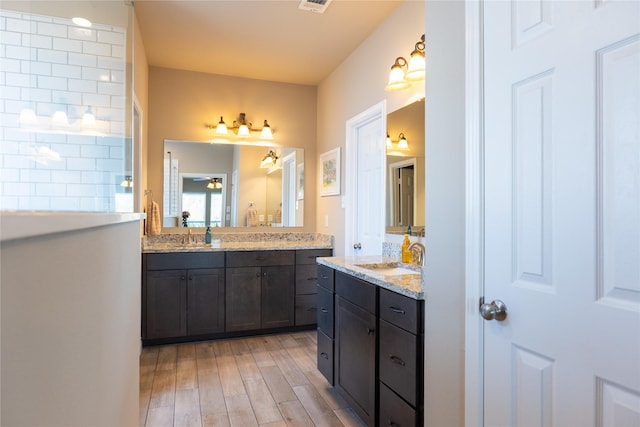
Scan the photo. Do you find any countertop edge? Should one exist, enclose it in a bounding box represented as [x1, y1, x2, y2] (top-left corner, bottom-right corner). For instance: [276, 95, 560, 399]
[0, 211, 146, 243]
[142, 243, 333, 253]
[317, 256, 425, 300]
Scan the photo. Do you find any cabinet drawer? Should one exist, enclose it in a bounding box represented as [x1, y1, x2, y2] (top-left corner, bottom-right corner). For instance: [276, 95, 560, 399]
[335, 271, 376, 314]
[379, 382, 417, 427]
[145, 252, 224, 270]
[295, 294, 317, 325]
[317, 264, 334, 291]
[317, 329, 334, 385]
[380, 287, 422, 334]
[296, 264, 319, 294]
[296, 249, 333, 265]
[379, 319, 418, 407]
[317, 285, 334, 338]
[226, 250, 294, 267]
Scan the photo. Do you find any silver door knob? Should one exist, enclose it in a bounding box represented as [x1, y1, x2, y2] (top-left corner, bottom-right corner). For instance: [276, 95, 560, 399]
[353, 243, 362, 250]
[480, 299, 507, 321]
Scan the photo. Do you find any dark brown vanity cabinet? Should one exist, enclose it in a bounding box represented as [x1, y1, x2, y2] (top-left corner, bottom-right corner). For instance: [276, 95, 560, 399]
[318, 266, 425, 427]
[143, 252, 225, 341]
[378, 288, 424, 427]
[316, 264, 335, 384]
[294, 249, 333, 326]
[225, 250, 295, 331]
[335, 272, 377, 427]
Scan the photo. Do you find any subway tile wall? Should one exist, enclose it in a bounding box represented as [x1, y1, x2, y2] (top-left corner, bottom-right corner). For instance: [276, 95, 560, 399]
[0, 9, 132, 212]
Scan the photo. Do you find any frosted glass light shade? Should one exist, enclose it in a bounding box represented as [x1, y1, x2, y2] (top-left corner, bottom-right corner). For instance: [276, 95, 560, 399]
[51, 110, 69, 127]
[406, 52, 425, 81]
[215, 116, 228, 135]
[385, 57, 409, 91]
[19, 109, 37, 125]
[260, 120, 273, 139]
[237, 124, 250, 137]
[397, 133, 409, 150]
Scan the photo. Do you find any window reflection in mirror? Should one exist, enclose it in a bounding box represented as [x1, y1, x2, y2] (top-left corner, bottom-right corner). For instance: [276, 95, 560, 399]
[386, 99, 425, 236]
[163, 140, 304, 228]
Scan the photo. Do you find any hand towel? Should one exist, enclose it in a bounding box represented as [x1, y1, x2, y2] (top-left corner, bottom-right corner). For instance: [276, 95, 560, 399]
[147, 201, 162, 235]
[275, 207, 282, 224]
[247, 207, 258, 227]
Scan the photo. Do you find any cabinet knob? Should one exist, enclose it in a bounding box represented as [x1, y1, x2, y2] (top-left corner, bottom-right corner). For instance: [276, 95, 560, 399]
[367, 327, 375, 335]
[307, 277, 318, 281]
[188, 275, 193, 280]
[307, 307, 317, 312]
[388, 420, 400, 427]
[320, 275, 329, 280]
[255, 272, 261, 278]
[320, 352, 329, 359]
[320, 308, 328, 313]
[180, 276, 186, 281]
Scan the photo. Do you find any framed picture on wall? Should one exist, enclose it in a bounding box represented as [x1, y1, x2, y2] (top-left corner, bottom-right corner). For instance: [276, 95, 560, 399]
[297, 163, 305, 200]
[320, 148, 340, 196]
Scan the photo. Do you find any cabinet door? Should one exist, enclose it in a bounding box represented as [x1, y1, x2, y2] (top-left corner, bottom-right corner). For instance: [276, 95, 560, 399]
[261, 265, 295, 329]
[146, 269, 187, 339]
[335, 296, 376, 427]
[225, 267, 261, 331]
[187, 268, 225, 336]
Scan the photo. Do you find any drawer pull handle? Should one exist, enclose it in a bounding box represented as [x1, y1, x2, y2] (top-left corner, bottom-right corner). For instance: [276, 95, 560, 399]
[320, 352, 329, 359]
[307, 307, 317, 312]
[307, 277, 318, 281]
[389, 355, 406, 366]
[388, 421, 400, 427]
[188, 275, 193, 280]
[255, 256, 267, 261]
[389, 306, 406, 315]
[320, 275, 330, 279]
[320, 308, 328, 313]
[367, 327, 375, 335]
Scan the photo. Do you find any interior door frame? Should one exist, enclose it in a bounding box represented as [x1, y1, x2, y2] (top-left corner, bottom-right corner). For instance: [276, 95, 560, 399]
[464, 1, 485, 426]
[344, 100, 387, 256]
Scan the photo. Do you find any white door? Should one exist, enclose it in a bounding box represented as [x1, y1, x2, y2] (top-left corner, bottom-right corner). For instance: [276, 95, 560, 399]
[483, 1, 640, 425]
[345, 102, 386, 256]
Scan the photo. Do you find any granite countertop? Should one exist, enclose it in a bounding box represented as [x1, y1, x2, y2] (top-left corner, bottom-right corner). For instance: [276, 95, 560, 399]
[142, 232, 333, 253]
[317, 256, 424, 300]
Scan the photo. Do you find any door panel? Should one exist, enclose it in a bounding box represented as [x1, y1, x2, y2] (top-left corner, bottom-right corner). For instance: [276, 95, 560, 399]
[483, 1, 640, 425]
[225, 267, 261, 331]
[187, 268, 225, 335]
[261, 265, 295, 329]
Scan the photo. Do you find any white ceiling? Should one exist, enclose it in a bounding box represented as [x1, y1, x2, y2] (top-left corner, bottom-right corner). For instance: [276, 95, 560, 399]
[134, 0, 402, 86]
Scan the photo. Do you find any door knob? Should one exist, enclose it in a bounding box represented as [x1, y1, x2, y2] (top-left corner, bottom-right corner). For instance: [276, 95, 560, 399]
[479, 299, 507, 321]
[353, 243, 362, 250]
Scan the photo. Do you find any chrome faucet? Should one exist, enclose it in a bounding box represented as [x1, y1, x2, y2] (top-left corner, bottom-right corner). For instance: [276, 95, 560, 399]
[408, 242, 426, 267]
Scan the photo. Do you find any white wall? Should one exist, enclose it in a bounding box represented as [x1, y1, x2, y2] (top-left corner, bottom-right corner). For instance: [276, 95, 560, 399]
[424, 1, 466, 426]
[0, 217, 141, 426]
[316, 1, 425, 255]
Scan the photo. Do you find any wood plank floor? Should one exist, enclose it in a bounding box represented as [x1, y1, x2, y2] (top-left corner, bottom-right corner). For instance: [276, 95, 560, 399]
[140, 330, 366, 427]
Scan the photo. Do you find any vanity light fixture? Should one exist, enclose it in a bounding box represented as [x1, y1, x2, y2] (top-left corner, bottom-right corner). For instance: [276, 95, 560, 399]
[397, 133, 409, 150]
[82, 106, 96, 127]
[260, 150, 279, 169]
[384, 34, 426, 92]
[207, 113, 274, 140]
[207, 178, 223, 190]
[387, 133, 409, 150]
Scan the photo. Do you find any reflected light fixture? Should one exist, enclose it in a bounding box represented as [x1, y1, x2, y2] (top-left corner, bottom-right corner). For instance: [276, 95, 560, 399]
[207, 178, 223, 190]
[397, 133, 409, 150]
[260, 150, 279, 169]
[120, 175, 133, 187]
[208, 113, 274, 139]
[19, 108, 37, 126]
[386, 133, 392, 148]
[384, 34, 426, 91]
[51, 110, 70, 127]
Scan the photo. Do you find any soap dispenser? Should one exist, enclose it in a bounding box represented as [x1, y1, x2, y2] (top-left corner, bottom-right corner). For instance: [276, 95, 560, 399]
[205, 226, 212, 244]
[401, 234, 411, 263]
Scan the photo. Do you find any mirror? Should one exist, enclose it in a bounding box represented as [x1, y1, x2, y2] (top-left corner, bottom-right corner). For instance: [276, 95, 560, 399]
[163, 140, 304, 228]
[386, 99, 425, 235]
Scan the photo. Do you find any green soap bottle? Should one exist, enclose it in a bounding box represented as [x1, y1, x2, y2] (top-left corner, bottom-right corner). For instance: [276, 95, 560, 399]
[205, 226, 211, 244]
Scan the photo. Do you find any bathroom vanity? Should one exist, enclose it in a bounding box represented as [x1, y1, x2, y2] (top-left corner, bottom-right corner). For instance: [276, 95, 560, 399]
[141, 233, 332, 345]
[316, 256, 424, 427]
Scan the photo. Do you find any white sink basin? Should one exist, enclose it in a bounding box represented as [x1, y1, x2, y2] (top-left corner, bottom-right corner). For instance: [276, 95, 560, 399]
[354, 262, 420, 276]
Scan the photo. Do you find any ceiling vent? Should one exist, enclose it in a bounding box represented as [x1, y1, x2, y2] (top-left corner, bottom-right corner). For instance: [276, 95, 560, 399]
[298, 0, 333, 14]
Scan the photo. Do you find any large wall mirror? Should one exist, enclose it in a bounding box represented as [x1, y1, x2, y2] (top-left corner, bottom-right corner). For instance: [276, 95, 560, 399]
[386, 98, 425, 235]
[163, 140, 304, 228]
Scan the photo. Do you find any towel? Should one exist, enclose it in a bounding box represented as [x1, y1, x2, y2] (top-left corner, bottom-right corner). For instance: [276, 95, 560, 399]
[275, 207, 282, 224]
[247, 207, 258, 227]
[147, 201, 161, 235]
